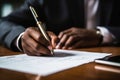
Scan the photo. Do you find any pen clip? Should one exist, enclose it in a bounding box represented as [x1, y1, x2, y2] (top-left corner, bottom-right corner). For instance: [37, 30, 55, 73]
[29, 6, 39, 22]
[30, 6, 38, 17]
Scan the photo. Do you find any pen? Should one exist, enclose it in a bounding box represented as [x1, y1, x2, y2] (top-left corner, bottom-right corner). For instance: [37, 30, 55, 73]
[29, 6, 54, 55]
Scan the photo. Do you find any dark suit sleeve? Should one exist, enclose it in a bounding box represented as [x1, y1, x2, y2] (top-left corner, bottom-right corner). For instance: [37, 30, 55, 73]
[0, 0, 43, 51]
[107, 27, 120, 45]
[0, 20, 25, 51]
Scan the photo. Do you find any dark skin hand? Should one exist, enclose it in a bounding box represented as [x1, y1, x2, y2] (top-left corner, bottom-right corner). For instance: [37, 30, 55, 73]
[21, 27, 100, 56]
[56, 27, 101, 49]
[21, 27, 59, 56]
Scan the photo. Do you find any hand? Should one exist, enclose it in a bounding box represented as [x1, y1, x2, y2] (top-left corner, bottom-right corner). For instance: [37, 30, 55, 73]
[56, 27, 101, 49]
[21, 27, 58, 56]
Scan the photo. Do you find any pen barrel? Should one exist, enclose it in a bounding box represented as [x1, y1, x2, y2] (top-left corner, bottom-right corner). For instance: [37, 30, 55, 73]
[37, 21, 50, 42]
[37, 21, 54, 54]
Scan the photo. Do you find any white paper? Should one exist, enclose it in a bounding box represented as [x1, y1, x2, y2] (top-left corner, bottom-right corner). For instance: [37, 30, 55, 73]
[0, 49, 111, 76]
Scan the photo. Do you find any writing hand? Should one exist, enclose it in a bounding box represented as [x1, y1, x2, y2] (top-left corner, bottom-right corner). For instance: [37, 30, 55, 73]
[21, 27, 58, 56]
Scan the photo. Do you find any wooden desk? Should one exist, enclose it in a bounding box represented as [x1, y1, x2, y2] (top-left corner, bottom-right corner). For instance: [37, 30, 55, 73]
[0, 46, 120, 80]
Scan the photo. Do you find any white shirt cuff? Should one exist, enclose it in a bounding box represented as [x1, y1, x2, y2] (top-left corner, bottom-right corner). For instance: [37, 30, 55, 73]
[16, 32, 24, 51]
[97, 26, 115, 44]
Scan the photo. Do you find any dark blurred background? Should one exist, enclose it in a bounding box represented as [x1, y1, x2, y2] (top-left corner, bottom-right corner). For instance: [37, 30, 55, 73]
[0, 0, 24, 18]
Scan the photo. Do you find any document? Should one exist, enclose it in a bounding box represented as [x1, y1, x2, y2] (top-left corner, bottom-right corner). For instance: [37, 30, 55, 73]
[0, 49, 111, 76]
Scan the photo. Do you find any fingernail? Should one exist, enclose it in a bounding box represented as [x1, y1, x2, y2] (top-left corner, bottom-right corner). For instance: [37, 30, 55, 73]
[55, 43, 60, 49]
[48, 46, 54, 55]
[48, 45, 52, 50]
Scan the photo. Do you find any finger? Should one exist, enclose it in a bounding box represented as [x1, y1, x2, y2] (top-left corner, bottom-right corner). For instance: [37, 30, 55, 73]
[62, 36, 74, 49]
[68, 39, 93, 49]
[56, 33, 71, 49]
[22, 43, 36, 56]
[58, 28, 72, 39]
[22, 37, 38, 56]
[22, 38, 51, 56]
[63, 35, 80, 49]
[68, 41, 83, 49]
